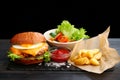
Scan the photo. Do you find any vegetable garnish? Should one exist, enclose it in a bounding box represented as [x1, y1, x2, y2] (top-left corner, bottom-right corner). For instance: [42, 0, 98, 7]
[7, 51, 21, 61]
[43, 51, 51, 62]
[50, 20, 90, 42]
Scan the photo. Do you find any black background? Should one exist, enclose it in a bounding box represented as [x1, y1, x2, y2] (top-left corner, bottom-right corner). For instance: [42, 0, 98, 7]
[1, 3, 120, 39]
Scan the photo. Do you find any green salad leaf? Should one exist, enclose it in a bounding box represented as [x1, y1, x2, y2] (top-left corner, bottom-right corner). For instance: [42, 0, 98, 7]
[7, 51, 21, 61]
[43, 51, 51, 62]
[56, 20, 90, 41]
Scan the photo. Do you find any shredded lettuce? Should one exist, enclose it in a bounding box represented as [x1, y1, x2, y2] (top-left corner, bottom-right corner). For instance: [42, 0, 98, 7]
[56, 20, 90, 41]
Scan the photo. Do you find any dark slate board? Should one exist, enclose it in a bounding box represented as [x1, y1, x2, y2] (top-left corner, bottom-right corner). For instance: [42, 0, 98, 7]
[6, 61, 114, 72]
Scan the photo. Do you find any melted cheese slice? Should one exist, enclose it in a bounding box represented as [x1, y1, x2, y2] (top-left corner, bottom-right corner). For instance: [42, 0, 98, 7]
[13, 43, 44, 49]
[12, 43, 48, 56]
[21, 45, 43, 56]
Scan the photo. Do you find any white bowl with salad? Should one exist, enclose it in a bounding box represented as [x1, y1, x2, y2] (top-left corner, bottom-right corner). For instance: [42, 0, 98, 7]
[44, 20, 90, 50]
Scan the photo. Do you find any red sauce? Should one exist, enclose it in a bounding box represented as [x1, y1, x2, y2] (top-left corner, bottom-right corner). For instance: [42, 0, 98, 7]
[51, 48, 70, 62]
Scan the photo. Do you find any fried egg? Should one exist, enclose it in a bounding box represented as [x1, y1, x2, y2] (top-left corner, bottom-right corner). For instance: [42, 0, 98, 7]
[12, 43, 45, 49]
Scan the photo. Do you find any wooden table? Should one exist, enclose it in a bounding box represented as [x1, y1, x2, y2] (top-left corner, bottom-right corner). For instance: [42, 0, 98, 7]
[0, 38, 120, 80]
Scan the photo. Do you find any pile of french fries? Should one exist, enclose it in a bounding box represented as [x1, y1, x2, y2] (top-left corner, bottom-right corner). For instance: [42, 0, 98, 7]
[70, 49, 102, 66]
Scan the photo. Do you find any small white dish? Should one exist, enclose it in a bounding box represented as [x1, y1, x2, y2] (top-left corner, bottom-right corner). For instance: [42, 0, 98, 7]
[43, 29, 83, 50]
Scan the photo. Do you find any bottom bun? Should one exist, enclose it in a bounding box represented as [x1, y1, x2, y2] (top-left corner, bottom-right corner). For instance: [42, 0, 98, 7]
[14, 59, 43, 65]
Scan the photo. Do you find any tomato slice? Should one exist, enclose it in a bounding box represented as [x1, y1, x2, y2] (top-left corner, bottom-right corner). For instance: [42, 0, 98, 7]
[51, 48, 70, 62]
[55, 32, 69, 42]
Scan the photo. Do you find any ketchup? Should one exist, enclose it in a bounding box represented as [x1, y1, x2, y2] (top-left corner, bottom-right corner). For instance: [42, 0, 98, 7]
[51, 48, 70, 62]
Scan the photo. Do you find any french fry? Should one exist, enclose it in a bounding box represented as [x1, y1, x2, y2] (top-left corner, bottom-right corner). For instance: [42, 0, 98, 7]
[71, 49, 102, 66]
[70, 55, 78, 62]
[90, 58, 100, 66]
[74, 57, 90, 65]
[93, 52, 102, 60]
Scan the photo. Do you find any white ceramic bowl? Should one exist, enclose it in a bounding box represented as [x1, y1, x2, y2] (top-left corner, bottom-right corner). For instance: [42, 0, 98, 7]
[43, 29, 83, 50]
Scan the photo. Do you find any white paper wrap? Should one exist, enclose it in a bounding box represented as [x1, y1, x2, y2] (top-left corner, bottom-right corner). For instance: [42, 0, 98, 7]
[68, 27, 120, 74]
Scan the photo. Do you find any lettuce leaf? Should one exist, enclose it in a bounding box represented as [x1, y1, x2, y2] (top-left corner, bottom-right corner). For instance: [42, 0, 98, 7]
[7, 51, 21, 61]
[56, 20, 90, 41]
[43, 51, 51, 62]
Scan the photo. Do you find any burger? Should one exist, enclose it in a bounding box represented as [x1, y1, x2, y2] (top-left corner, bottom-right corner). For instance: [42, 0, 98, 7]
[7, 31, 50, 65]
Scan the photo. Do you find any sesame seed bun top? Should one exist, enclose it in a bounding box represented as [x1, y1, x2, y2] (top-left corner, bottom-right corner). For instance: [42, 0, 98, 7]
[10, 32, 46, 44]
